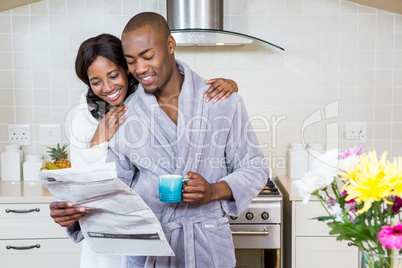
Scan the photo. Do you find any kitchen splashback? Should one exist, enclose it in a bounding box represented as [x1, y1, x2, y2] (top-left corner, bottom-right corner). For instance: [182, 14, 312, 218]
[0, 0, 401, 177]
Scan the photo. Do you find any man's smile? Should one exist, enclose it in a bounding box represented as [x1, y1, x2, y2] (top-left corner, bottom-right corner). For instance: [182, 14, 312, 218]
[138, 74, 156, 85]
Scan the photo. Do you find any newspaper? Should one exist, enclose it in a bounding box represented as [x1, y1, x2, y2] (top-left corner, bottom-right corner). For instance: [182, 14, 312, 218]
[40, 162, 174, 256]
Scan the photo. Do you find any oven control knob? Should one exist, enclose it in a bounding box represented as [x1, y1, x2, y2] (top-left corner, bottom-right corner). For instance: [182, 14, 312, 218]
[261, 212, 269, 220]
[245, 212, 254, 220]
[230, 216, 238, 220]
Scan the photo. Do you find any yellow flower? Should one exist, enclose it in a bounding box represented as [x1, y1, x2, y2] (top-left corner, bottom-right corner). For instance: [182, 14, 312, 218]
[341, 151, 394, 213]
[388, 156, 402, 196]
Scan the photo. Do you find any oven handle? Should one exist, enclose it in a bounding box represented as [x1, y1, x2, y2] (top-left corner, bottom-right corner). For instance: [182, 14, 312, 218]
[231, 230, 270, 236]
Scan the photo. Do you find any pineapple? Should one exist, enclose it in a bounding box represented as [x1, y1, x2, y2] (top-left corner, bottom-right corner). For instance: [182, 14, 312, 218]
[47, 143, 71, 169]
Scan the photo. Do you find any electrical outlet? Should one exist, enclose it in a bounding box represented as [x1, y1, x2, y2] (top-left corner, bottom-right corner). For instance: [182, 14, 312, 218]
[39, 124, 62, 145]
[8, 124, 31, 145]
[345, 122, 367, 143]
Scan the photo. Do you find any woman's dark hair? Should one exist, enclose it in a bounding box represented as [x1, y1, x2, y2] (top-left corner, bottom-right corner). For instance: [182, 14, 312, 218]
[75, 33, 137, 120]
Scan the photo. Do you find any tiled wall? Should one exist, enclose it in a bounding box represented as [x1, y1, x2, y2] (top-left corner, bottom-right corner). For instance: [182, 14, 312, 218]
[0, 0, 401, 176]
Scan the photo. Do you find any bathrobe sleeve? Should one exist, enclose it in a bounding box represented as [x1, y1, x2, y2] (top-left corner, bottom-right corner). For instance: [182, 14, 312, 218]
[217, 95, 270, 216]
[68, 91, 109, 168]
[65, 222, 84, 243]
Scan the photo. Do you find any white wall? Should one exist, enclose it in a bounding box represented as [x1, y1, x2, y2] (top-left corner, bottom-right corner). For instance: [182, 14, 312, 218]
[0, 0, 401, 175]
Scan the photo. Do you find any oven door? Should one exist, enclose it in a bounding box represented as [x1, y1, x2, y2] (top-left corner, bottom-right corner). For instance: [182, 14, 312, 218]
[230, 224, 281, 268]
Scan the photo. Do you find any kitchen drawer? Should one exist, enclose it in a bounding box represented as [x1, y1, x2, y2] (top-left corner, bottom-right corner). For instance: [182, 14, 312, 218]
[0, 217, 67, 239]
[0, 238, 81, 268]
[0, 203, 67, 239]
[0, 203, 51, 218]
[295, 201, 331, 236]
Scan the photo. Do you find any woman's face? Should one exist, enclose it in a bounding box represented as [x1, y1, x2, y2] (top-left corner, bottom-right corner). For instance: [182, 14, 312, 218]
[87, 56, 129, 106]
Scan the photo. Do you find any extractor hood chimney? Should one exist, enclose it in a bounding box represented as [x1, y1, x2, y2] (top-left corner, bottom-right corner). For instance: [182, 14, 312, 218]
[167, 0, 284, 51]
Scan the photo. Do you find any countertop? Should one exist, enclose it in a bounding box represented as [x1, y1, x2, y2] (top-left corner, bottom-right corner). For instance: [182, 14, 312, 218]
[1, 176, 304, 203]
[0, 180, 55, 203]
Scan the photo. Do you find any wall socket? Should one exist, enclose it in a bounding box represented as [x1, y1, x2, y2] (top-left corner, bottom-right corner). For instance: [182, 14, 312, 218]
[8, 124, 31, 145]
[345, 122, 367, 143]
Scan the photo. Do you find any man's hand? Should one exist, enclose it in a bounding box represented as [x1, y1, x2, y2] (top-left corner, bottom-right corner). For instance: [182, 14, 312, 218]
[182, 171, 233, 204]
[49, 201, 89, 227]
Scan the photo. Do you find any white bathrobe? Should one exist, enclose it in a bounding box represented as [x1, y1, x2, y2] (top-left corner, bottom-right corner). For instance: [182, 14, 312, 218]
[107, 60, 270, 268]
[69, 91, 124, 268]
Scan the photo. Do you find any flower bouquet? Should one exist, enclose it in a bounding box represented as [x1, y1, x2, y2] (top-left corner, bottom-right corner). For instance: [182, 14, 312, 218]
[294, 146, 402, 268]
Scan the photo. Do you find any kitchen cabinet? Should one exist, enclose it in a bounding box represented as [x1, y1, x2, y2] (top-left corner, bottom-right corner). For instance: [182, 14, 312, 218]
[276, 176, 359, 268]
[0, 0, 42, 12]
[346, 0, 402, 15]
[0, 181, 81, 268]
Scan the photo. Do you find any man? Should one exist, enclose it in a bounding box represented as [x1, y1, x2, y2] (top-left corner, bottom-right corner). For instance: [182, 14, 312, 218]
[106, 12, 269, 267]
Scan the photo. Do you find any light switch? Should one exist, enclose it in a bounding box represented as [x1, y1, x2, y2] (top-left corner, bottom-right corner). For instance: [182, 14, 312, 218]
[39, 124, 62, 145]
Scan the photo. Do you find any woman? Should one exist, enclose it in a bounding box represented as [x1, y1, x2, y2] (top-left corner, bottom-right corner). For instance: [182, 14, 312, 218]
[65, 33, 239, 268]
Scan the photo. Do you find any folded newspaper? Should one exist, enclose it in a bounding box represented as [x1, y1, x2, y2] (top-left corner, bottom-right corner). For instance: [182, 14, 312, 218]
[40, 162, 174, 256]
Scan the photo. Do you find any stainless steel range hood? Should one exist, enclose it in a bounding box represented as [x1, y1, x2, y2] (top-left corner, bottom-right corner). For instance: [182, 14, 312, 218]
[167, 0, 284, 51]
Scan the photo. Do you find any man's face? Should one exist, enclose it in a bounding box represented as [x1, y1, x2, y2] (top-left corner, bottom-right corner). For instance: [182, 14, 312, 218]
[121, 25, 174, 95]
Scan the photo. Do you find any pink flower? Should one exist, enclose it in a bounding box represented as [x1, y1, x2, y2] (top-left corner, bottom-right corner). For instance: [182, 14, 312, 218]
[378, 222, 402, 250]
[349, 202, 356, 212]
[327, 198, 336, 207]
[339, 145, 363, 159]
[342, 190, 356, 204]
[392, 197, 402, 214]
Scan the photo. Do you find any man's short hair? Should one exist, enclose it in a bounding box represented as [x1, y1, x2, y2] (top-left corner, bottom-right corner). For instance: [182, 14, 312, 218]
[123, 12, 171, 41]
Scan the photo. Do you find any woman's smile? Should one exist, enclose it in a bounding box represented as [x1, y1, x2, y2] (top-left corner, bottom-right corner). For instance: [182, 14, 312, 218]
[105, 89, 121, 101]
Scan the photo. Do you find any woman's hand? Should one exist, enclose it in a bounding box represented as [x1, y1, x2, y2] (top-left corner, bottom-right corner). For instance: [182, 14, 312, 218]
[90, 105, 127, 147]
[204, 78, 238, 103]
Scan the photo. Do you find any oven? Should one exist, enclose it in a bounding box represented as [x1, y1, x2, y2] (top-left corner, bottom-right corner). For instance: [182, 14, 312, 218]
[229, 178, 283, 268]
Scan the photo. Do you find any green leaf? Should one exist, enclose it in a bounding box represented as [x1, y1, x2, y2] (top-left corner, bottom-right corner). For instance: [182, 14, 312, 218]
[312, 216, 333, 222]
[327, 221, 375, 244]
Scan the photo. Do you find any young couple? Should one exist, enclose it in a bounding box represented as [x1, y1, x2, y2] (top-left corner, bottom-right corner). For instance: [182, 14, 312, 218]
[50, 12, 269, 268]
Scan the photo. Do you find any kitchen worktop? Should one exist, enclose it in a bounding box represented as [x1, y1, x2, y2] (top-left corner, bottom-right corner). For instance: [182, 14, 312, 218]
[0, 180, 55, 203]
[0, 175, 312, 203]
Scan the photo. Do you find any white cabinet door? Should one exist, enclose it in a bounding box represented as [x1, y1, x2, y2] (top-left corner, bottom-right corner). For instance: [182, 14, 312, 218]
[295, 237, 358, 268]
[295, 201, 331, 236]
[0, 239, 82, 268]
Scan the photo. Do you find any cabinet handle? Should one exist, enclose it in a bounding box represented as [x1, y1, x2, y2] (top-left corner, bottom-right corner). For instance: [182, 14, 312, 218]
[348, 242, 357, 247]
[5, 208, 40, 213]
[6, 244, 41, 250]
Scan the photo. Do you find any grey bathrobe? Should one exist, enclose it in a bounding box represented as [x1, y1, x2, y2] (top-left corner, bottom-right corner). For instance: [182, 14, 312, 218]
[106, 60, 269, 268]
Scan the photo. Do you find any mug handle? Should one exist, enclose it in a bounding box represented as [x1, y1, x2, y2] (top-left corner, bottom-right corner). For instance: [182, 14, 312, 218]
[182, 178, 190, 192]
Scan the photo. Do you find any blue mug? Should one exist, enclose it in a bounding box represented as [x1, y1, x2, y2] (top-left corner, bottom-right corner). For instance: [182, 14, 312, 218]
[158, 174, 189, 203]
